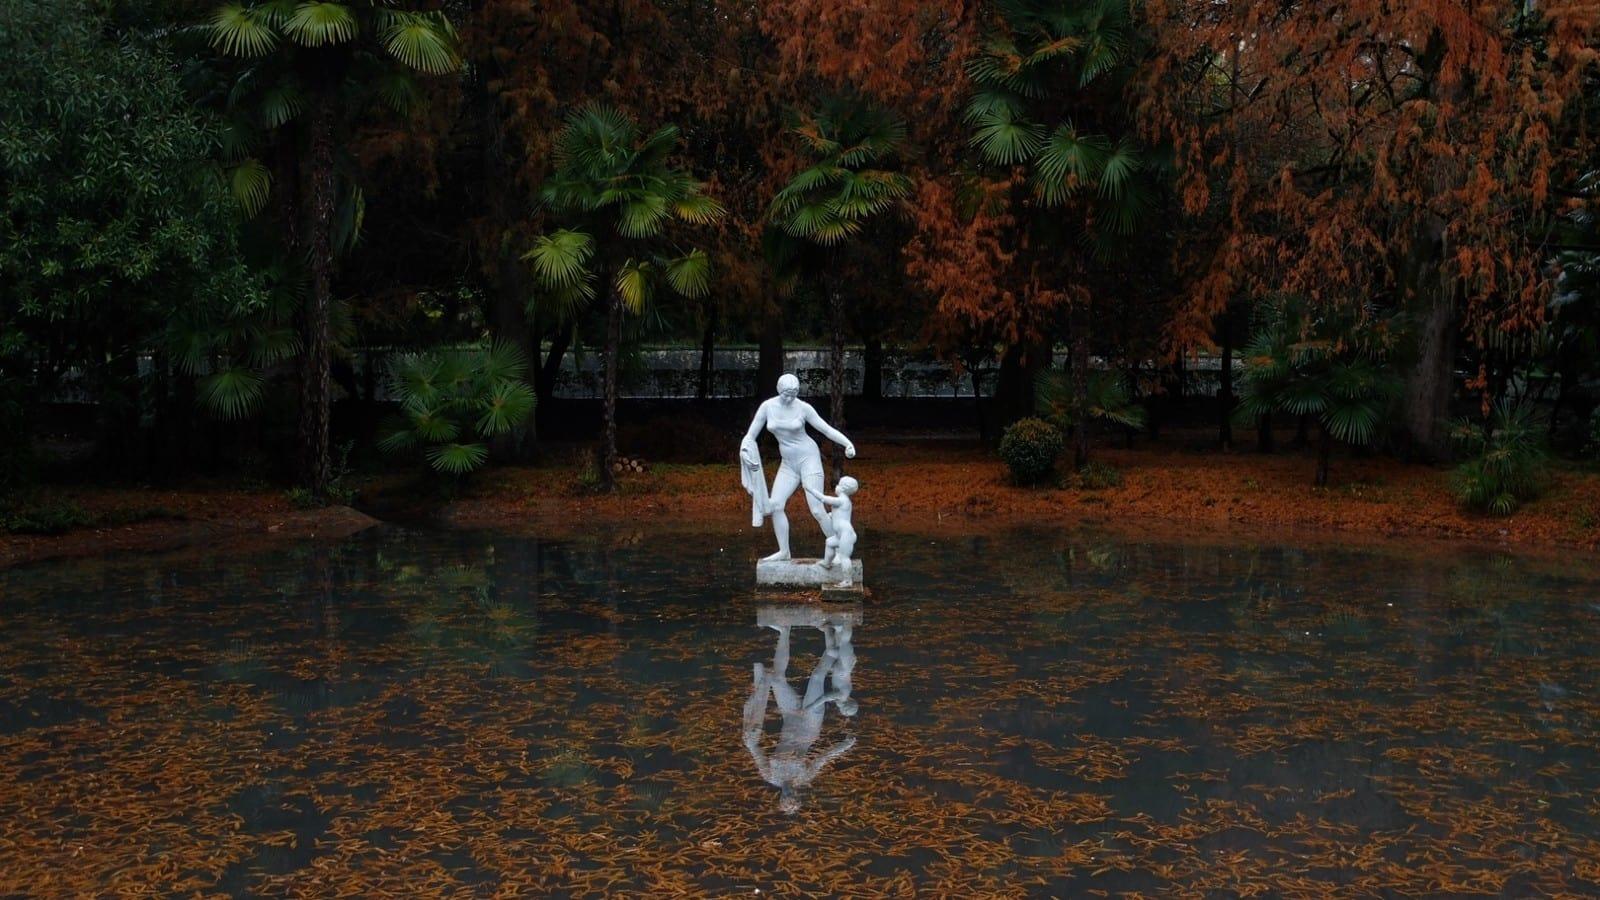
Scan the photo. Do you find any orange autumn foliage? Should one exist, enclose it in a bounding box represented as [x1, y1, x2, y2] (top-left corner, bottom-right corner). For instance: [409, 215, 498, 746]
[1134, 0, 1600, 351]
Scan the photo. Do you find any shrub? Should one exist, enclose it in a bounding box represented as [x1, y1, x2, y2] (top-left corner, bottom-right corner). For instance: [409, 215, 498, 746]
[1, 499, 94, 535]
[999, 417, 1063, 485]
[1077, 460, 1123, 490]
[379, 344, 535, 478]
[1450, 401, 1546, 516]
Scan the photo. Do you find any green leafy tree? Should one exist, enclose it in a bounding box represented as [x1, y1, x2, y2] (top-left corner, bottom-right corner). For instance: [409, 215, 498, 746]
[523, 105, 723, 491]
[963, 0, 1166, 447]
[1237, 297, 1401, 486]
[0, 0, 260, 476]
[768, 99, 912, 477]
[206, 0, 461, 497]
[1035, 369, 1146, 467]
[379, 343, 536, 477]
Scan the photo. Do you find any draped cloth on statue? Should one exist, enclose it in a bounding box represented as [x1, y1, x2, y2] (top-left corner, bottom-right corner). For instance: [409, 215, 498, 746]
[742, 457, 769, 527]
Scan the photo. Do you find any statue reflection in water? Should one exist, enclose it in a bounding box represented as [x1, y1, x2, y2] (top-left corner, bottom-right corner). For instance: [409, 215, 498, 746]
[743, 604, 861, 814]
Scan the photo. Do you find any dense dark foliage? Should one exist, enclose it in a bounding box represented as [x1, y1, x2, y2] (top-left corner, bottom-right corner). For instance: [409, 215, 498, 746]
[4, 0, 1599, 507]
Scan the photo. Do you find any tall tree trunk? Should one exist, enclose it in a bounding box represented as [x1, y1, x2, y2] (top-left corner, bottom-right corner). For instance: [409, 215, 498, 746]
[1218, 310, 1234, 450]
[697, 301, 716, 402]
[96, 346, 142, 476]
[599, 290, 621, 491]
[534, 319, 574, 435]
[1070, 329, 1090, 469]
[969, 362, 988, 441]
[489, 253, 536, 462]
[756, 302, 784, 399]
[862, 336, 883, 401]
[994, 345, 1030, 429]
[297, 101, 336, 498]
[829, 287, 846, 481]
[1401, 293, 1457, 461]
[1315, 424, 1333, 486]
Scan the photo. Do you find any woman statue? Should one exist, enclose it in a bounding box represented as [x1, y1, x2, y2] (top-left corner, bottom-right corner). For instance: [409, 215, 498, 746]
[740, 373, 855, 561]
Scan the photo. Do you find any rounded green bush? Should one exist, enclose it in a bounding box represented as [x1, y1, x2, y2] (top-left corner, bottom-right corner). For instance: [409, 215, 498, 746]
[999, 417, 1064, 485]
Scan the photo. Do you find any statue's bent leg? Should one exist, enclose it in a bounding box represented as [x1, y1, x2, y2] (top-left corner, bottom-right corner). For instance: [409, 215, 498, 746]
[802, 469, 834, 539]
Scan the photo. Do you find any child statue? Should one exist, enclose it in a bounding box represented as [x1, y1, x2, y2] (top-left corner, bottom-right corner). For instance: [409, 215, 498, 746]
[804, 476, 859, 586]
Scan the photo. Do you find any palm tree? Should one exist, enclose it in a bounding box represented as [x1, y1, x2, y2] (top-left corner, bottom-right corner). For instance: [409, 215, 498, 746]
[1449, 400, 1547, 515]
[768, 99, 912, 479]
[378, 342, 536, 478]
[207, 1, 461, 497]
[1237, 297, 1401, 486]
[523, 105, 723, 491]
[1036, 369, 1146, 467]
[964, 0, 1161, 445]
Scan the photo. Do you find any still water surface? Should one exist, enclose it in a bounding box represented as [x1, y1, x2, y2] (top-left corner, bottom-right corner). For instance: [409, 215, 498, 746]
[2, 526, 1598, 896]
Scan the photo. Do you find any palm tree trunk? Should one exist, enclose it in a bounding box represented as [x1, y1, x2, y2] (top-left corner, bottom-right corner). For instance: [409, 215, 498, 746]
[1315, 425, 1333, 486]
[599, 290, 621, 491]
[829, 287, 846, 481]
[697, 300, 716, 402]
[490, 252, 536, 462]
[757, 302, 784, 399]
[1071, 332, 1090, 469]
[863, 337, 883, 401]
[534, 319, 573, 436]
[298, 101, 336, 498]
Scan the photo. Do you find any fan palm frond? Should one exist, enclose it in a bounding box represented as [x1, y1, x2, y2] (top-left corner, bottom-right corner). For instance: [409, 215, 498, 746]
[199, 367, 265, 420]
[523, 229, 595, 289]
[210, 4, 280, 56]
[476, 381, 536, 436]
[663, 249, 712, 299]
[378, 11, 461, 74]
[229, 158, 272, 216]
[615, 260, 656, 313]
[427, 442, 488, 475]
[283, 2, 358, 47]
[969, 106, 1044, 166]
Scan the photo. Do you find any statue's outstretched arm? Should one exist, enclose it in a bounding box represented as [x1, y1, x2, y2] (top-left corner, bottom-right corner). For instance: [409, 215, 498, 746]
[806, 735, 857, 780]
[803, 404, 855, 456]
[803, 485, 842, 507]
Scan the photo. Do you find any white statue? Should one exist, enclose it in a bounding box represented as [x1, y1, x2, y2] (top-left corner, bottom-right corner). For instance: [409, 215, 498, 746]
[740, 374, 855, 562]
[805, 477, 858, 586]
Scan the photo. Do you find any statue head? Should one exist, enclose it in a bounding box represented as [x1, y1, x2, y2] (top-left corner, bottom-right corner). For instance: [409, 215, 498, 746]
[776, 373, 800, 402]
[777, 784, 801, 814]
[837, 476, 859, 496]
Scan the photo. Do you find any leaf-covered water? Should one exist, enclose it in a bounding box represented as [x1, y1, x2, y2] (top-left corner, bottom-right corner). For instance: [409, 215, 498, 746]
[2, 526, 1598, 896]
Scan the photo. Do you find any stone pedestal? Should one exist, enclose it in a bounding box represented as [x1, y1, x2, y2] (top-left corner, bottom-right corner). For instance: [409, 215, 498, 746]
[756, 604, 863, 628]
[756, 558, 863, 588]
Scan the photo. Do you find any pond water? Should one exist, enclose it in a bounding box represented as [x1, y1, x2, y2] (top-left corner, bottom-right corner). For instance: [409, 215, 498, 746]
[2, 526, 1598, 896]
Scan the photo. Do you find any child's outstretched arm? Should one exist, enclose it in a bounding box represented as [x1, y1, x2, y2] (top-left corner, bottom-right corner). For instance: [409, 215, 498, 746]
[803, 485, 842, 507]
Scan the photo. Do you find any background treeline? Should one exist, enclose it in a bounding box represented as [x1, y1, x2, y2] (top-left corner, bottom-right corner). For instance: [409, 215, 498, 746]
[3, 0, 1598, 508]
